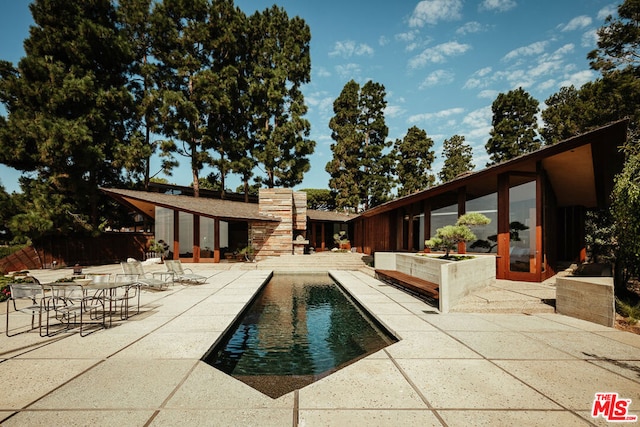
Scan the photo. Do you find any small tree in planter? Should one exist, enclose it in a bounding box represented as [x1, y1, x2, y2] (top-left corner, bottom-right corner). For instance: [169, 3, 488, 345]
[147, 239, 168, 261]
[425, 212, 491, 259]
[333, 231, 350, 250]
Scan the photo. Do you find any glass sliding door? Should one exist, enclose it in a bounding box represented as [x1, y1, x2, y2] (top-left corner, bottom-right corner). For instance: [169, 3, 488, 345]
[155, 207, 174, 259]
[508, 179, 537, 276]
[179, 212, 194, 259]
[200, 217, 215, 259]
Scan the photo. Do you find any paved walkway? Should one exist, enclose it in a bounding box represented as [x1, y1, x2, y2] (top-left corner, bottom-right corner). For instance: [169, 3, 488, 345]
[1, 259, 639, 426]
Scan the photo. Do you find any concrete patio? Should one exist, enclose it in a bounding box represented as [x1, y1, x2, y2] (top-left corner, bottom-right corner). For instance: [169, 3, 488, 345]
[1, 256, 639, 426]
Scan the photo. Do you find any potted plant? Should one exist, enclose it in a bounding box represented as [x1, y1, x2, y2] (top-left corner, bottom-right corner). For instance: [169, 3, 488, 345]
[147, 239, 167, 261]
[333, 231, 350, 250]
[238, 245, 255, 262]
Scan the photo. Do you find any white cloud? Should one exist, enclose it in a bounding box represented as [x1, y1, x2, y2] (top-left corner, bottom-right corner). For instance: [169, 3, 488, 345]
[306, 92, 335, 119]
[456, 21, 486, 36]
[545, 43, 574, 63]
[379, 36, 389, 46]
[462, 106, 492, 129]
[559, 69, 595, 88]
[503, 41, 548, 62]
[395, 30, 418, 43]
[385, 105, 406, 119]
[419, 69, 455, 89]
[479, 0, 517, 12]
[560, 15, 592, 32]
[581, 29, 598, 48]
[329, 40, 374, 58]
[477, 89, 499, 99]
[463, 67, 493, 89]
[537, 79, 557, 92]
[477, 66, 493, 77]
[597, 4, 617, 21]
[314, 67, 331, 78]
[409, 0, 462, 27]
[409, 41, 471, 69]
[407, 107, 464, 124]
[335, 63, 361, 80]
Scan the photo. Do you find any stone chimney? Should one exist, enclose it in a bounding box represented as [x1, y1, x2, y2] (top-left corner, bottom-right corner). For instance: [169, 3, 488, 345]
[254, 189, 308, 257]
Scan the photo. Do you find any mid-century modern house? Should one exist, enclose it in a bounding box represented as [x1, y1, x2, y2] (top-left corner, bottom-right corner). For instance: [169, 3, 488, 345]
[103, 120, 627, 283]
[351, 120, 628, 282]
[101, 187, 356, 263]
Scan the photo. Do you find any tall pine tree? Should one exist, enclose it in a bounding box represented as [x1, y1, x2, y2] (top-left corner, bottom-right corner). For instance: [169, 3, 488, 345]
[439, 134, 474, 183]
[326, 80, 362, 211]
[358, 81, 391, 209]
[393, 126, 435, 196]
[485, 87, 540, 166]
[247, 6, 315, 189]
[150, 0, 212, 197]
[0, 0, 131, 233]
[326, 79, 391, 211]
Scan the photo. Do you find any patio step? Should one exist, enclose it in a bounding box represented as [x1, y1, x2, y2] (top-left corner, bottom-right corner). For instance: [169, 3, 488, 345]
[242, 252, 370, 271]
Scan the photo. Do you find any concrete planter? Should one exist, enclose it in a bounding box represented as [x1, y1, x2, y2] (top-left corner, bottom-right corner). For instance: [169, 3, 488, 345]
[374, 252, 496, 313]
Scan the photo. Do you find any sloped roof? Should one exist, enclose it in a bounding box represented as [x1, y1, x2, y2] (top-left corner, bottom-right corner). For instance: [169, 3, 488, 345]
[101, 188, 278, 222]
[358, 119, 628, 218]
[306, 209, 357, 222]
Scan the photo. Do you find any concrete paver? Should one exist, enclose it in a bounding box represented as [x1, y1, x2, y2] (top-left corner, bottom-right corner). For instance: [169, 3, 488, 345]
[1, 258, 639, 426]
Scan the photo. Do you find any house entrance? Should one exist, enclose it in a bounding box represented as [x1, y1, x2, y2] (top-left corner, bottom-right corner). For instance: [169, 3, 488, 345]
[506, 177, 540, 281]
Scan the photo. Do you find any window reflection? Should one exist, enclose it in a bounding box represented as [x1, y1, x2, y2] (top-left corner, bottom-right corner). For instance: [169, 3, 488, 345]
[430, 204, 457, 233]
[179, 212, 193, 258]
[466, 193, 498, 253]
[509, 180, 536, 273]
[155, 207, 174, 259]
[200, 217, 215, 258]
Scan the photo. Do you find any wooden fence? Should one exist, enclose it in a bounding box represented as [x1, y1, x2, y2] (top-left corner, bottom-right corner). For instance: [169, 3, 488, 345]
[0, 233, 153, 273]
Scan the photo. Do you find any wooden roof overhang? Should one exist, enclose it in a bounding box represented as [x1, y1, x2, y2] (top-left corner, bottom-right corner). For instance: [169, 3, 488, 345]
[356, 120, 628, 219]
[307, 210, 357, 223]
[101, 188, 279, 223]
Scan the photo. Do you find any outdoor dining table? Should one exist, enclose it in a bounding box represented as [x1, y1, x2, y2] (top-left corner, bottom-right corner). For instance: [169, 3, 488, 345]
[47, 277, 140, 334]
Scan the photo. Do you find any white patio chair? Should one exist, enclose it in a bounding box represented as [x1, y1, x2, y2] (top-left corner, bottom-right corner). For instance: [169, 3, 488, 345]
[121, 260, 172, 290]
[164, 260, 207, 284]
[5, 278, 49, 337]
[48, 283, 94, 336]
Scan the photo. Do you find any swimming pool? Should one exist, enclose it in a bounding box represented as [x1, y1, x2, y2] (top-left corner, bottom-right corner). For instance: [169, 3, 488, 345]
[202, 272, 397, 398]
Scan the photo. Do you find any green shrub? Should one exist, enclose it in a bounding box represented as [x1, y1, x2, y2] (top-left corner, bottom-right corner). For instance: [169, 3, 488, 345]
[425, 213, 491, 257]
[616, 298, 640, 325]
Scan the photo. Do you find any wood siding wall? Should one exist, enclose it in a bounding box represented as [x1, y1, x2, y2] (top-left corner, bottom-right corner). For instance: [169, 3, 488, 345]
[355, 211, 394, 255]
[0, 233, 153, 273]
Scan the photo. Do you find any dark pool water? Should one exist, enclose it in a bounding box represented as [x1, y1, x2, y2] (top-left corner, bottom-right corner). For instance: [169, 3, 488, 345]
[202, 273, 397, 397]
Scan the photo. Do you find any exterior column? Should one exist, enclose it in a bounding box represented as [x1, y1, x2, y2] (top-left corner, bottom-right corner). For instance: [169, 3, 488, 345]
[497, 174, 510, 279]
[457, 186, 466, 254]
[172, 210, 179, 260]
[214, 218, 220, 263]
[193, 214, 200, 262]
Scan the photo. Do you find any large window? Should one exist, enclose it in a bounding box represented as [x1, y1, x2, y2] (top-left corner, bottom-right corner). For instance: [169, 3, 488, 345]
[155, 207, 174, 258]
[179, 212, 193, 258]
[200, 217, 215, 258]
[466, 192, 498, 253]
[430, 203, 457, 237]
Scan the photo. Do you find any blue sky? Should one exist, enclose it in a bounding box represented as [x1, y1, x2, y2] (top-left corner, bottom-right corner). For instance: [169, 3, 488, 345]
[0, 0, 618, 194]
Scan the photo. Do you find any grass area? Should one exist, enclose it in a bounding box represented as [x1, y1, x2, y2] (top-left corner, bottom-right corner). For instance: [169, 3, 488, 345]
[616, 297, 640, 325]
